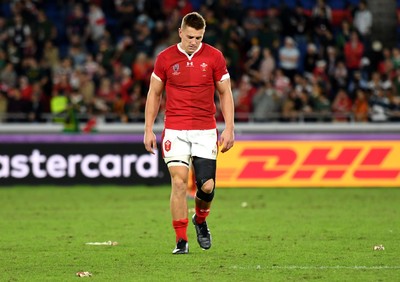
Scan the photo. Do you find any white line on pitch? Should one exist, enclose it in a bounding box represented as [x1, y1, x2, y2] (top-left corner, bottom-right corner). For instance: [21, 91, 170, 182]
[230, 265, 400, 270]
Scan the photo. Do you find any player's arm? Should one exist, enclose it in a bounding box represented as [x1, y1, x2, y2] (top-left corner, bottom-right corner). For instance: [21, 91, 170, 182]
[216, 78, 235, 153]
[144, 74, 164, 154]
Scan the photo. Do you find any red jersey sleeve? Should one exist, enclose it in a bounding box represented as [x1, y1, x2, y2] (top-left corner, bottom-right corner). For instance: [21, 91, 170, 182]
[153, 52, 167, 81]
[213, 50, 229, 82]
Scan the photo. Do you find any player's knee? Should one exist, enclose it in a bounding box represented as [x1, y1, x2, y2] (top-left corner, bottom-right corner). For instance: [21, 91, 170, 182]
[196, 185, 215, 202]
[201, 179, 214, 194]
[171, 176, 187, 192]
[192, 157, 216, 202]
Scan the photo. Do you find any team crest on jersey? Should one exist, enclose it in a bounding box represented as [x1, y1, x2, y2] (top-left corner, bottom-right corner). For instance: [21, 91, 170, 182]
[164, 140, 171, 152]
[200, 63, 208, 71]
[172, 64, 180, 75]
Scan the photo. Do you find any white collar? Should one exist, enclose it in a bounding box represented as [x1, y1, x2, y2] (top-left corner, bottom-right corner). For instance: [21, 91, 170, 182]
[177, 43, 202, 60]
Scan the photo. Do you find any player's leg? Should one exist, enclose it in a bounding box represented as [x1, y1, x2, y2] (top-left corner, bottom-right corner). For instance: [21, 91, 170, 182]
[191, 156, 216, 250]
[168, 164, 190, 254]
[162, 129, 191, 254]
[189, 129, 218, 250]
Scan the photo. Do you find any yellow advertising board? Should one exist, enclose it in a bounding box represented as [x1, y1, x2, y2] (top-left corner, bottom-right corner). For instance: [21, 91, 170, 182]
[217, 141, 400, 187]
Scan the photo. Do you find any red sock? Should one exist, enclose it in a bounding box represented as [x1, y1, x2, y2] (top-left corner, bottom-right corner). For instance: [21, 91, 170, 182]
[172, 218, 188, 242]
[195, 207, 210, 224]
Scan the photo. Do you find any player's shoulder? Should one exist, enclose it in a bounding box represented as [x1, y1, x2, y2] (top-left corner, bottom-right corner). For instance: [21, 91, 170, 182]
[202, 43, 223, 56]
[156, 44, 179, 60]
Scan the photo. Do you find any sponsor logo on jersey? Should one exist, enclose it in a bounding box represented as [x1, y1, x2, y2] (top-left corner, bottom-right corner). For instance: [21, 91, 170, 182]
[186, 61, 194, 67]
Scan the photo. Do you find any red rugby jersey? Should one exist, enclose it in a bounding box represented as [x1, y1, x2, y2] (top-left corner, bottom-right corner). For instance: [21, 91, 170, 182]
[152, 43, 229, 130]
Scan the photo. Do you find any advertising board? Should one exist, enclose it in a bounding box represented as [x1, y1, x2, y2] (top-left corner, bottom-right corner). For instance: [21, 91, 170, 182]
[217, 134, 400, 187]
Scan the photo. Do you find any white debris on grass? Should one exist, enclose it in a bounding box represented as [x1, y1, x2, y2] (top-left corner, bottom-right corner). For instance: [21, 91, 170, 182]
[76, 271, 92, 277]
[85, 241, 118, 246]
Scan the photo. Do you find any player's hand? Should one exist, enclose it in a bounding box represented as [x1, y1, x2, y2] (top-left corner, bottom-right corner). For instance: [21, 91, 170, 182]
[219, 129, 234, 153]
[144, 131, 157, 154]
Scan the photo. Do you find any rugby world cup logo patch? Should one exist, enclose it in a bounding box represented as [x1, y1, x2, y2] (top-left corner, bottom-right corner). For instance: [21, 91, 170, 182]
[172, 64, 180, 75]
[164, 140, 171, 152]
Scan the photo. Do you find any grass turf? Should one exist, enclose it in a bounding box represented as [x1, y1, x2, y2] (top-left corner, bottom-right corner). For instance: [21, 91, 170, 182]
[0, 186, 399, 281]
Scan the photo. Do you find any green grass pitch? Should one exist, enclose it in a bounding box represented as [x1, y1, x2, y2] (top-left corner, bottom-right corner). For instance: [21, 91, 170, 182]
[0, 186, 399, 281]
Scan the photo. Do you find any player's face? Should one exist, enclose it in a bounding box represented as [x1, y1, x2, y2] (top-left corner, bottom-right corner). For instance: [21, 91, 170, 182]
[179, 26, 204, 55]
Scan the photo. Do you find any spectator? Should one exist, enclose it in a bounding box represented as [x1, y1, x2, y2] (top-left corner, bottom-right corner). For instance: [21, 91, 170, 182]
[368, 71, 392, 94]
[312, 0, 332, 24]
[68, 34, 87, 67]
[18, 76, 33, 102]
[120, 66, 134, 103]
[344, 31, 364, 82]
[391, 47, 400, 70]
[331, 88, 352, 122]
[326, 46, 339, 82]
[335, 20, 352, 53]
[0, 16, 9, 49]
[311, 0, 332, 47]
[307, 82, 326, 122]
[281, 89, 300, 122]
[201, 6, 219, 46]
[133, 15, 155, 56]
[115, 35, 136, 68]
[242, 8, 262, 45]
[42, 40, 60, 71]
[278, 36, 300, 83]
[273, 68, 291, 96]
[252, 80, 281, 122]
[0, 63, 18, 90]
[392, 68, 400, 97]
[53, 73, 72, 96]
[83, 53, 99, 79]
[23, 57, 42, 84]
[298, 89, 314, 122]
[0, 90, 7, 122]
[96, 76, 116, 110]
[292, 4, 311, 47]
[66, 4, 89, 44]
[352, 88, 369, 122]
[258, 47, 275, 84]
[114, 0, 136, 33]
[96, 38, 115, 73]
[34, 9, 57, 55]
[387, 94, 400, 121]
[368, 40, 384, 73]
[353, 0, 373, 43]
[131, 52, 152, 85]
[50, 89, 68, 123]
[7, 13, 32, 58]
[234, 75, 257, 122]
[303, 43, 319, 76]
[28, 82, 45, 122]
[332, 60, 349, 94]
[7, 88, 31, 122]
[88, 2, 106, 42]
[78, 70, 95, 113]
[369, 88, 391, 122]
[260, 6, 281, 51]
[244, 44, 262, 85]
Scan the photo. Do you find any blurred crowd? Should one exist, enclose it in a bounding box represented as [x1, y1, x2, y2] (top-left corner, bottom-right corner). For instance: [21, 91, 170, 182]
[0, 0, 399, 125]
